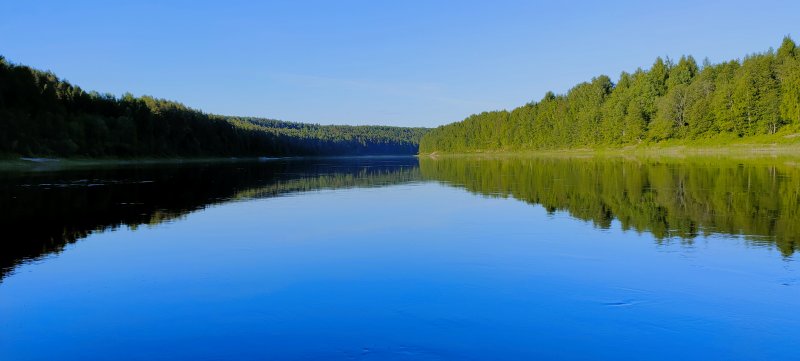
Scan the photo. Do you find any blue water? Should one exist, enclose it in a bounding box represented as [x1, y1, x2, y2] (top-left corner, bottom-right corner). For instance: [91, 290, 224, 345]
[0, 157, 798, 360]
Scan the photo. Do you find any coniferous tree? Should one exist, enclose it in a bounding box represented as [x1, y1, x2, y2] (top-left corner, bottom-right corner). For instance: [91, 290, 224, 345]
[0, 59, 429, 157]
[420, 37, 800, 153]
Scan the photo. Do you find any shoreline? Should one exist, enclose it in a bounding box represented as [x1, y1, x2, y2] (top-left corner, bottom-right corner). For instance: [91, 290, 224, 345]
[420, 140, 800, 159]
[0, 154, 420, 171]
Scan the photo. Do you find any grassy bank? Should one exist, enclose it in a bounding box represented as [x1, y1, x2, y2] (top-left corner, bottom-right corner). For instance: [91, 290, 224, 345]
[421, 134, 800, 159]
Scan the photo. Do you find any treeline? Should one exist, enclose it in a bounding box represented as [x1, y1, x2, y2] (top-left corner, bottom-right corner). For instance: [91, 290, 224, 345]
[0, 57, 427, 157]
[229, 117, 427, 155]
[420, 156, 800, 256]
[420, 37, 800, 153]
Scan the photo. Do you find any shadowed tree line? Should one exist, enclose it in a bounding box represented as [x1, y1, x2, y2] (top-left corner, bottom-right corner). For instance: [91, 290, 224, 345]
[0, 57, 427, 157]
[228, 117, 427, 155]
[420, 37, 800, 153]
[420, 156, 800, 256]
[0, 157, 420, 281]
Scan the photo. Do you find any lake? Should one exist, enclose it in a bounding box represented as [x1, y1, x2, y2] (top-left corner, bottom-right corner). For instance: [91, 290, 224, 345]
[1, 155, 799, 360]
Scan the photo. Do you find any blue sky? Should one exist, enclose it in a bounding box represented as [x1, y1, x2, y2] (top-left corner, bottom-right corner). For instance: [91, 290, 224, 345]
[1, 0, 797, 127]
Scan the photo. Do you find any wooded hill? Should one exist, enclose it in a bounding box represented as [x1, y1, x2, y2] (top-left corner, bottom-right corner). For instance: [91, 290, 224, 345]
[420, 37, 800, 153]
[0, 58, 428, 157]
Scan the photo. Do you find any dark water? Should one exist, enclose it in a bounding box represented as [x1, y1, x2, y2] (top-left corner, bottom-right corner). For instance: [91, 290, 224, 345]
[1, 156, 799, 360]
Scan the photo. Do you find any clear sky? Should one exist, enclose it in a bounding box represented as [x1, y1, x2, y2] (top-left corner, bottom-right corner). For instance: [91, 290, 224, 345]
[1, 0, 797, 127]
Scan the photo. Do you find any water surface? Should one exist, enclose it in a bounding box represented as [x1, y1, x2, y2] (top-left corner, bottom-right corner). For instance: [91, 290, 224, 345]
[1, 156, 799, 360]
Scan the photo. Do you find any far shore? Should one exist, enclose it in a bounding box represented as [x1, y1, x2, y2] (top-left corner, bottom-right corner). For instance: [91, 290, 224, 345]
[420, 140, 800, 160]
[0, 154, 421, 171]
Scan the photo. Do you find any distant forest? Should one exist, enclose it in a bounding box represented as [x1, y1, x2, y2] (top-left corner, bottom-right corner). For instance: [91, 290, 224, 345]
[0, 58, 428, 157]
[420, 37, 800, 153]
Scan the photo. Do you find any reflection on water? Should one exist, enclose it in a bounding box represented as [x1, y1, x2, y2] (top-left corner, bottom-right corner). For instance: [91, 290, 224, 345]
[3, 155, 800, 282]
[1, 155, 799, 360]
[421, 156, 800, 256]
[0, 157, 420, 280]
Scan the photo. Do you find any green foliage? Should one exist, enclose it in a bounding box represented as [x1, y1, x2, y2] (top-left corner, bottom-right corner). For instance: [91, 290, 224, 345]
[420, 37, 800, 153]
[227, 117, 428, 155]
[0, 60, 428, 157]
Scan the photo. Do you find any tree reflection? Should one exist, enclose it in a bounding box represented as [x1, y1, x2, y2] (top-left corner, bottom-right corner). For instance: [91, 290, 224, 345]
[421, 156, 800, 256]
[0, 157, 420, 280]
[3, 155, 798, 282]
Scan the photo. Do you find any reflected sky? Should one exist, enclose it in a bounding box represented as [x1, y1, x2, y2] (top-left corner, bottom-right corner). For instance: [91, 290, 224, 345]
[1, 157, 799, 360]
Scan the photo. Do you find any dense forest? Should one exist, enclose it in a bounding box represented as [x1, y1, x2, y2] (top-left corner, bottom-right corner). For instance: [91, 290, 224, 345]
[420, 37, 800, 153]
[0, 57, 427, 157]
[420, 156, 800, 256]
[228, 117, 426, 155]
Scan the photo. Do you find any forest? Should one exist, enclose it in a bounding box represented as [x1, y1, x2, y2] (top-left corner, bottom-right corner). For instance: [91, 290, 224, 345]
[0, 57, 428, 157]
[420, 37, 800, 153]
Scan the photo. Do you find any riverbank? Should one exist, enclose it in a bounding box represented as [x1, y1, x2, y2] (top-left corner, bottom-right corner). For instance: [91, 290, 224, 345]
[0, 156, 286, 172]
[0, 154, 421, 172]
[421, 135, 800, 159]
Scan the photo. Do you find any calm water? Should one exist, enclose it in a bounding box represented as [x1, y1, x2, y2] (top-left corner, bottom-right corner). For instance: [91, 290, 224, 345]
[1, 156, 799, 360]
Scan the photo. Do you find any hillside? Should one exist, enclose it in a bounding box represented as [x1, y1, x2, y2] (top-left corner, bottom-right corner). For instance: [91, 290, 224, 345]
[0, 58, 427, 157]
[420, 37, 800, 153]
